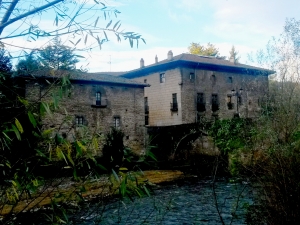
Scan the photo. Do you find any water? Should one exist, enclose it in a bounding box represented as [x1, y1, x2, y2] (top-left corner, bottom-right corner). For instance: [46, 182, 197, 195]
[78, 178, 254, 225]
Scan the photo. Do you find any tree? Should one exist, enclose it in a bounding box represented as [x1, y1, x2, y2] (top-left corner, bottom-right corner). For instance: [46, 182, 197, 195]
[229, 45, 240, 63]
[188, 42, 221, 57]
[15, 51, 40, 75]
[38, 38, 79, 70]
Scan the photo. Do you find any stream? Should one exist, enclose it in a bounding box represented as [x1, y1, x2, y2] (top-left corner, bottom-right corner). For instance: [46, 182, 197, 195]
[78, 178, 254, 225]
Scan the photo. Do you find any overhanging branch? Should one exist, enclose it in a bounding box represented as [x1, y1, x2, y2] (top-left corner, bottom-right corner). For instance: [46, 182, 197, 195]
[0, 0, 64, 35]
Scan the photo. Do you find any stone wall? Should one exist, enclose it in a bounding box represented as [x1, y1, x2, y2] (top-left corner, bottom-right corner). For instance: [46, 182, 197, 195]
[181, 67, 269, 122]
[25, 81, 146, 155]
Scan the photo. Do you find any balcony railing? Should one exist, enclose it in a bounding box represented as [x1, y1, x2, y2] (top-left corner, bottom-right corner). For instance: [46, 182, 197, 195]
[145, 105, 149, 114]
[91, 99, 107, 108]
[170, 102, 178, 111]
[197, 103, 206, 112]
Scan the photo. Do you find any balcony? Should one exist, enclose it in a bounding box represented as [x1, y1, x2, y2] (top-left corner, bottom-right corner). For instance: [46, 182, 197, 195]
[145, 105, 149, 114]
[197, 103, 206, 112]
[170, 102, 178, 112]
[91, 99, 107, 108]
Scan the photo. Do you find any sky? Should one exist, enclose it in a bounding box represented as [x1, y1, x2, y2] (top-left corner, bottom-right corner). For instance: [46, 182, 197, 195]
[2, 0, 300, 72]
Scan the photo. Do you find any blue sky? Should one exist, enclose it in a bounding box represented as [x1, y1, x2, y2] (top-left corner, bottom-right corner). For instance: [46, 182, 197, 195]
[3, 0, 300, 72]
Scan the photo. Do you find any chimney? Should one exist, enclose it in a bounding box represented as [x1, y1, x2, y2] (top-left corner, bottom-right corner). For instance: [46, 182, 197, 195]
[167, 50, 173, 60]
[229, 56, 235, 64]
[140, 58, 144, 68]
[155, 55, 158, 63]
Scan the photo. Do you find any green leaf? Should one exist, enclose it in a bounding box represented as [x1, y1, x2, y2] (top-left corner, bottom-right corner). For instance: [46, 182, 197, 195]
[112, 169, 120, 183]
[15, 118, 24, 134]
[28, 111, 37, 128]
[2, 132, 11, 141]
[18, 96, 28, 106]
[143, 185, 151, 197]
[11, 124, 21, 140]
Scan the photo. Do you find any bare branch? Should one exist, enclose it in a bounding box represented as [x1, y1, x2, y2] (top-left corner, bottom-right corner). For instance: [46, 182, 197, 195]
[0, 0, 64, 35]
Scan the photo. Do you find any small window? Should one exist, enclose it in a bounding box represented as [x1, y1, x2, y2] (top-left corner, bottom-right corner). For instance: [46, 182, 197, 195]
[144, 79, 147, 83]
[144, 97, 149, 114]
[227, 77, 233, 83]
[114, 116, 120, 129]
[76, 116, 84, 126]
[96, 92, 101, 105]
[190, 73, 195, 82]
[197, 93, 206, 112]
[145, 115, 149, 125]
[227, 95, 234, 110]
[160, 73, 165, 83]
[211, 74, 216, 85]
[171, 93, 178, 111]
[211, 94, 219, 112]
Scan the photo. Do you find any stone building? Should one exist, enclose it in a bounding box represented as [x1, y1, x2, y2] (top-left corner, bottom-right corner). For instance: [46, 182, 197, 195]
[23, 70, 149, 154]
[121, 51, 275, 127]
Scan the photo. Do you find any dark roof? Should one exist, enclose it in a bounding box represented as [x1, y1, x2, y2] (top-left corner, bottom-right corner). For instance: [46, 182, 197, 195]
[18, 70, 149, 87]
[121, 53, 275, 78]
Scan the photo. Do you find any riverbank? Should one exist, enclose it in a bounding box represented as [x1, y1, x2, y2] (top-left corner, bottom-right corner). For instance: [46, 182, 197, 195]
[0, 170, 184, 216]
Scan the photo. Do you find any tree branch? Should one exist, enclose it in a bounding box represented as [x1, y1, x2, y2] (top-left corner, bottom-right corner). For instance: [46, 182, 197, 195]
[0, 0, 64, 35]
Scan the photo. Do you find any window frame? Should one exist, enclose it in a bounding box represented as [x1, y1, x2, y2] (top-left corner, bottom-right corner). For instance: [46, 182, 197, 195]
[160, 73, 165, 83]
[114, 116, 121, 129]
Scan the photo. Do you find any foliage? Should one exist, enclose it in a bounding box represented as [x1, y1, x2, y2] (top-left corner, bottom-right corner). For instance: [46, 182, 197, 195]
[15, 51, 40, 75]
[209, 118, 254, 154]
[38, 37, 80, 70]
[0, 0, 145, 52]
[229, 45, 240, 63]
[188, 42, 224, 58]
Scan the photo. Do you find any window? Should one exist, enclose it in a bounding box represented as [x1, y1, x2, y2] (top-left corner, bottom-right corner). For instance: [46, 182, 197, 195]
[211, 74, 216, 85]
[76, 116, 84, 126]
[145, 115, 149, 125]
[227, 95, 234, 110]
[144, 97, 149, 114]
[144, 79, 147, 83]
[160, 73, 165, 83]
[227, 77, 233, 83]
[170, 93, 178, 111]
[197, 93, 206, 112]
[211, 94, 219, 112]
[96, 92, 101, 105]
[190, 73, 195, 82]
[114, 116, 120, 129]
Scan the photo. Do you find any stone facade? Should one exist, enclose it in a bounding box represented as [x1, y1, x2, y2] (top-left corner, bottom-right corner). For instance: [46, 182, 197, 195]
[121, 52, 273, 127]
[24, 71, 148, 155]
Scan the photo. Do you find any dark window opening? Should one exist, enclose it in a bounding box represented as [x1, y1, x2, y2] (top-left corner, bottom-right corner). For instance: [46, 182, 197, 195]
[211, 94, 219, 112]
[227, 77, 233, 83]
[160, 73, 165, 83]
[145, 115, 149, 125]
[144, 97, 149, 114]
[170, 93, 178, 111]
[227, 95, 234, 110]
[144, 79, 147, 83]
[211, 74, 216, 85]
[197, 93, 206, 112]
